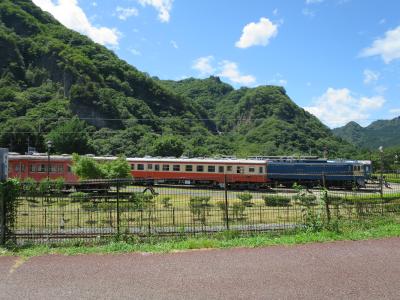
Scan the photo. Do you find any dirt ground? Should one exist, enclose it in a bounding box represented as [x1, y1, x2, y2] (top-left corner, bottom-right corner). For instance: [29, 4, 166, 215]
[1, 238, 400, 299]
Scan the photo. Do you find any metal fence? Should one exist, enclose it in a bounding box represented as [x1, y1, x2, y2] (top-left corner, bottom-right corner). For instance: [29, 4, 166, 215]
[1, 173, 400, 244]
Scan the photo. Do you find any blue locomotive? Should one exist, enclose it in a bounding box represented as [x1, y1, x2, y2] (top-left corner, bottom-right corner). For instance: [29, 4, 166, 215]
[265, 158, 372, 188]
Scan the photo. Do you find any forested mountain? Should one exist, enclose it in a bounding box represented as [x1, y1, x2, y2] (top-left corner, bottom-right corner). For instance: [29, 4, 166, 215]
[0, 0, 357, 158]
[161, 78, 357, 157]
[333, 117, 400, 150]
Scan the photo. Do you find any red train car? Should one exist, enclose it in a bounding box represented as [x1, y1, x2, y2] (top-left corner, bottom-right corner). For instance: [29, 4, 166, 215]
[8, 154, 78, 182]
[127, 157, 268, 188]
[8, 154, 270, 188]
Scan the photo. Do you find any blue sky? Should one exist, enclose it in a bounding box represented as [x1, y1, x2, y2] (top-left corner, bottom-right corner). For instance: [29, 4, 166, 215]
[32, 0, 400, 128]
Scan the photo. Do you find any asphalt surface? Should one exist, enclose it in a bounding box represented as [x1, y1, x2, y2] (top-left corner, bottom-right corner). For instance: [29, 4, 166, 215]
[1, 238, 400, 299]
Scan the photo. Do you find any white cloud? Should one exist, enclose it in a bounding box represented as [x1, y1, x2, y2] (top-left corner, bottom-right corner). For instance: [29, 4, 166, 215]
[130, 48, 141, 56]
[170, 40, 178, 49]
[302, 8, 315, 17]
[267, 73, 288, 86]
[360, 26, 400, 63]
[363, 69, 380, 84]
[359, 96, 385, 110]
[137, 0, 173, 23]
[33, 0, 119, 47]
[217, 60, 256, 85]
[389, 108, 400, 115]
[235, 17, 278, 49]
[374, 85, 387, 95]
[192, 56, 215, 76]
[306, 0, 324, 3]
[116, 6, 138, 21]
[304, 88, 385, 127]
[192, 57, 256, 86]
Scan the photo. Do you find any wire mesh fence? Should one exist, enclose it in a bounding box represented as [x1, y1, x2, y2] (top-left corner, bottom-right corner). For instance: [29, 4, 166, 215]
[2, 173, 400, 244]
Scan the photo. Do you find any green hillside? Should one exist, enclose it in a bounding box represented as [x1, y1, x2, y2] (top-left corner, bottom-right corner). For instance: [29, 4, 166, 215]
[333, 117, 400, 150]
[161, 78, 357, 157]
[0, 0, 357, 158]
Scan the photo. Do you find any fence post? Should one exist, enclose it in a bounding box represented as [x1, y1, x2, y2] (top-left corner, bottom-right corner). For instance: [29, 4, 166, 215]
[322, 173, 331, 224]
[380, 155, 384, 216]
[0, 183, 5, 245]
[116, 180, 120, 236]
[224, 174, 229, 230]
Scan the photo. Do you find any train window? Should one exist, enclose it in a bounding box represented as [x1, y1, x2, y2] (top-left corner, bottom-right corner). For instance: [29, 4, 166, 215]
[131, 164, 135, 170]
[21, 165, 25, 172]
[29, 165, 35, 172]
[227, 166, 232, 172]
[39, 164, 46, 172]
[185, 165, 193, 172]
[259, 167, 263, 174]
[237, 166, 244, 174]
[208, 166, 215, 172]
[196, 165, 204, 172]
[67, 165, 72, 173]
[57, 165, 64, 173]
[218, 166, 224, 173]
[249, 167, 255, 173]
[163, 165, 170, 171]
[137, 164, 145, 170]
[147, 164, 153, 170]
[15, 165, 20, 172]
[50, 165, 56, 173]
[173, 165, 180, 171]
[155, 164, 160, 171]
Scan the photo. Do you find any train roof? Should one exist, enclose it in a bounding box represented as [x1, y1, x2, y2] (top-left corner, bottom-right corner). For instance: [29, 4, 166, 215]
[8, 154, 371, 165]
[8, 154, 266, 165]
[126, 157, 266, 164]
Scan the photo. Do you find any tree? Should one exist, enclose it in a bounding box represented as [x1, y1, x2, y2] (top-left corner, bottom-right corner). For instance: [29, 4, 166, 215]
[72, 154, 104, 179]
[72, 154, 131, 180]
[101, 156, 132, 179]
[152, 135, 185, 157]
[47, 117, 92, 154]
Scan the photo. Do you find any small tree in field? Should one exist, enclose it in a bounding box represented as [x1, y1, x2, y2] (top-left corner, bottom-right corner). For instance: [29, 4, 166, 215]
[161, 197, 172, 209]
[189, 196, 211, 225]
[238, 193, 253, 207]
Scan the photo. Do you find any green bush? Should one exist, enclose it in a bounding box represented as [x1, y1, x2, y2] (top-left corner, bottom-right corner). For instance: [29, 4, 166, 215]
[161, 197, 172, 209]
[128, 192, 154, 210]
[98, 202, 115, 211]
[263, 195, 291, 207]
[189, 196, 211, 224]
[295, 193, 318, 207]
[70, 192, 89, 203]
[238, 193, 253, 207]
[231, 203, 246, 220]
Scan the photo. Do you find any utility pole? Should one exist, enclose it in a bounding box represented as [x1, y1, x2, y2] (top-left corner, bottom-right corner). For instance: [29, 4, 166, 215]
[46, 140, 52, 181]
[0, 148, 8, 182]
[0, 148, 9, 245]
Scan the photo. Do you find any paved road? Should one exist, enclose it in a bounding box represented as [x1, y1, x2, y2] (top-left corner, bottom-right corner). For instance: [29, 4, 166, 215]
[1, 238, 400, 299]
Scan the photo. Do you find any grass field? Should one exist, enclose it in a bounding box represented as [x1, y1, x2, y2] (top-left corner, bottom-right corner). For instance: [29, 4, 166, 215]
[13, 186, 400, 234]
[2, 216, 400, 257]
[373, 173, 400, 183]
[15, 194, 302, 231]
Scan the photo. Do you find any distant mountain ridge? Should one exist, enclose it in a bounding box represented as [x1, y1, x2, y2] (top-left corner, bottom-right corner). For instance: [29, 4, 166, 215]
[333, 117, 400, 150]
